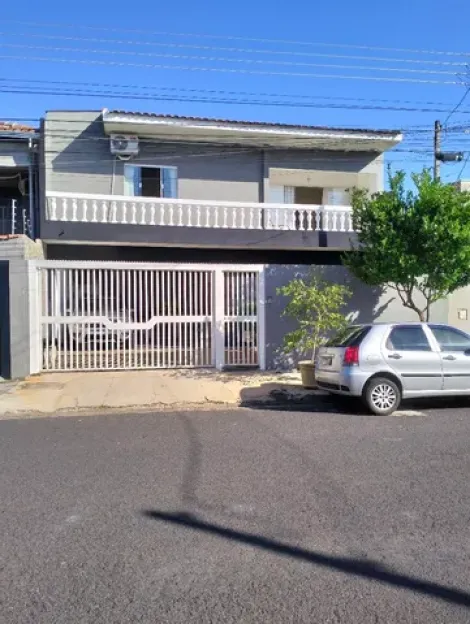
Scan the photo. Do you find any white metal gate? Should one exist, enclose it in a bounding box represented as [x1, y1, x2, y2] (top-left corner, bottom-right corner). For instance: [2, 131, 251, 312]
[35, 261, 264, 372]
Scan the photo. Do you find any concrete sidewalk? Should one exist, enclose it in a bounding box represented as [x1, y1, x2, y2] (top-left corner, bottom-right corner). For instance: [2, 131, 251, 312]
[0, 369, 314, 417]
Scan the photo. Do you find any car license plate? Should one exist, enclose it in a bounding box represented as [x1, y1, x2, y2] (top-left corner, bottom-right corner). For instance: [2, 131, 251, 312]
[322, 356, 333, 366]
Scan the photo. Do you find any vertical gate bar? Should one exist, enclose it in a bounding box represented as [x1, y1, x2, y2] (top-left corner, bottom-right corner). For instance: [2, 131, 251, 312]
[135, 269, 139, 368]
[171, 270, 176, 368]
[111, 269, 116, 369]
[161, 271, 166, 368]
[242, 272, 247, 366]
[258, 269, 265, 369]
[206, 271, 210, 366]
[251, 272, 255, 365]
[79, 269, 84, 370]
[54, 269, 60, 371]
[149, 270, 153, 368]
[188, 271, 192, 366]
[127, 269, 131, 369]
[88, 268, 93, 370]
[233, 271, 236, 366]
[154, 270, 159, 368]
[246, 272, 250, 366]
[249, 273, 254, 365]
[197, 272, 201, 366]
[247, 272, 251, 366]
[233, 272, 238, 365]
[138, 270, 143, 368]
[67, 269, 72, 370]
[104, 269, 109, 370]
[42, 269, 48, 371]
[177, 271, 182, 366]
[143, 270, 148, 368]
[98, 269, 103, 369]
[50, 269, 56, 370]
[214, 269, 224, 370]
[62, 268, 67, 371]
[181, 271, 185, 366]
[114, 269, 119, 370]
[92, 269, 97, 370]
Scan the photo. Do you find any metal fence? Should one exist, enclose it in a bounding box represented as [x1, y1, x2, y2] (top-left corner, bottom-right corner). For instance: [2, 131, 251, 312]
[36, 261, 265, 372]
[0, 199, 31, 236]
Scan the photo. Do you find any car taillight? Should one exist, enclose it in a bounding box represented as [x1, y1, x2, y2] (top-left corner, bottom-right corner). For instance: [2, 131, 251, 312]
[343, 345, 359, 366]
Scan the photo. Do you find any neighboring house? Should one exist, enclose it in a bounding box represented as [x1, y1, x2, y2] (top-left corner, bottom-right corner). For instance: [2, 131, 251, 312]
[453, 180, 470, 193]
[0, 121, 39, 237]
[0, 122, 41, 378]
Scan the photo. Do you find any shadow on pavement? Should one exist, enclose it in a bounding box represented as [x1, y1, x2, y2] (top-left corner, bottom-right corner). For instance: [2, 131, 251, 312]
[141, 510, 470, 609]
[240, 383, 470, 415]
[239, 383, 367, 414]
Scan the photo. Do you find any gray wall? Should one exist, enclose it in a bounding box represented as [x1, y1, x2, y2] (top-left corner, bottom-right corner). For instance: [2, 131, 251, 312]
[265, 264, 449, 369]
[0, 237, 44, 378]
[44, 111, 384, 202]
[448, 286, 470, 333]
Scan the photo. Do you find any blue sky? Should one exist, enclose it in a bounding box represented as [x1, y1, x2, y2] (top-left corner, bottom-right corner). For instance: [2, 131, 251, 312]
[1, 0, 470, 182]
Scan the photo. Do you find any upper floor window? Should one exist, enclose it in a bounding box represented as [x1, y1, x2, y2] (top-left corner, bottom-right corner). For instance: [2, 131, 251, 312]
[268, 184, 349, 206]
[124, 165, 177, 198]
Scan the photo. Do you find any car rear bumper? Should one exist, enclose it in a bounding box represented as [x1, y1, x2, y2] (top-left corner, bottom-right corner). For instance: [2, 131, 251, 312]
[315, 367, 370, 397]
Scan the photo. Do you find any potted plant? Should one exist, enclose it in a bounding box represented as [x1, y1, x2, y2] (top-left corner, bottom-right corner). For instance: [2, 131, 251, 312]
[277, 275, 351, 388]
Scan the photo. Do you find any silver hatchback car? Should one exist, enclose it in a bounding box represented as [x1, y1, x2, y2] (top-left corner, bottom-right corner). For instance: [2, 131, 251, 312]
[315, 323, 470, 415]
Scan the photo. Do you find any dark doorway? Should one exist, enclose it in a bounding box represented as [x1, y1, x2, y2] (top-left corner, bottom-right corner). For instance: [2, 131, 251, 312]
[0, 261, 10, 378]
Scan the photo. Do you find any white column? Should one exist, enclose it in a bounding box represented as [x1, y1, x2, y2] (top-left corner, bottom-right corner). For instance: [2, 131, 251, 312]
[28, 261, 42, 374]
[214, 268, 225, 370]
[258, 267, 266, 370]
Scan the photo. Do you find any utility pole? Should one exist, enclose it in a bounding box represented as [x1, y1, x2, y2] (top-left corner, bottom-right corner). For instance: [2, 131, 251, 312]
[433, 120, 463, 180]
[434, 120, 441, 181]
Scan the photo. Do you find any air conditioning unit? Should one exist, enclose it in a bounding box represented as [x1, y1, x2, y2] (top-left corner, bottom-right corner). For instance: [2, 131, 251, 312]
[110, 134, 139, 157]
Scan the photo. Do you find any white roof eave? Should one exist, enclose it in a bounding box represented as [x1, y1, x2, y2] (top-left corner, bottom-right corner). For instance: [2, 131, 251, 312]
[102, 111, 402, 151]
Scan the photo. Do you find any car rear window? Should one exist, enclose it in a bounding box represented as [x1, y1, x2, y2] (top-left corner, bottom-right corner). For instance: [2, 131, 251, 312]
[325, 325, 371, 347]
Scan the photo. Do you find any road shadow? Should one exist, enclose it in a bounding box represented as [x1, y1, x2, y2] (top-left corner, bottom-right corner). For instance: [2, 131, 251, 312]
[240, 382, 367, 414]
[141, 510, 470, 609]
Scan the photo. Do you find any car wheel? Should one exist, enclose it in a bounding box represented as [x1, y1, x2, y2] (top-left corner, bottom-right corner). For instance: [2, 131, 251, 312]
[364, 377, 401, 415]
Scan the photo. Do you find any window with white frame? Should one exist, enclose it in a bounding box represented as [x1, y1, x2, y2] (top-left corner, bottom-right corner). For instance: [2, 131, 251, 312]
[124, 165, 178, 198]
[268, 184, 349, 206]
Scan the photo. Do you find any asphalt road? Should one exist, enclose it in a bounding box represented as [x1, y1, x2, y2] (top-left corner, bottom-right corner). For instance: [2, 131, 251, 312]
[1, 403, 470, 623]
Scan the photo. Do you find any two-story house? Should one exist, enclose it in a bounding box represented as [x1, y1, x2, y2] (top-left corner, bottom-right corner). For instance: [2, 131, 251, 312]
[34, 108, 416, 373]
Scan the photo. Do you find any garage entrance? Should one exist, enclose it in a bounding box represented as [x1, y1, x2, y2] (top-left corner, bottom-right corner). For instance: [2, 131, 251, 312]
[35, 261, 265, 372]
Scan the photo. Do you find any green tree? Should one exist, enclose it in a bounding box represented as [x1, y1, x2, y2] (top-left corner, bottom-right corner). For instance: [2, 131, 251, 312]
[277, 274, 351, 362]
[344, 169, 470, 322]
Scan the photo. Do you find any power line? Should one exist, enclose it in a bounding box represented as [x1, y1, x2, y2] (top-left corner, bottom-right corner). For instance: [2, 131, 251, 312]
[443, 87, 470, 126]
[3, 77, 468, 108]
[5, 19, 470, 58]
[0, 54, 463, 85]
[3, 84, 470, 115]
[0, 32, 467, 68]
[457, 152, 470, 180]
[0, 43, 460, 76]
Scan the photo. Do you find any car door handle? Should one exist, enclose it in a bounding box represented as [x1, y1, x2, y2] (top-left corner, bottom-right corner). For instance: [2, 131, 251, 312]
[443, 355, 456, 361]
[388, 353, 402, 360]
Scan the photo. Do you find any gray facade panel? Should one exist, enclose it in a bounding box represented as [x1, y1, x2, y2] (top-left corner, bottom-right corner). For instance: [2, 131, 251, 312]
[265, 265, 448, 369]
[41, 220, 355, 251]
[43, 111, 383, 251]
[45, 112, 262, 202]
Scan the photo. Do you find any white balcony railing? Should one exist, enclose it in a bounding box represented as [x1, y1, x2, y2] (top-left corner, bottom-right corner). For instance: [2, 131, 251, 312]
[45, 192, 355, 233]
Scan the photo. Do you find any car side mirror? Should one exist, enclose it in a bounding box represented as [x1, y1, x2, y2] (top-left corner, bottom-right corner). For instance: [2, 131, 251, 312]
[464, 349, 470, 356]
